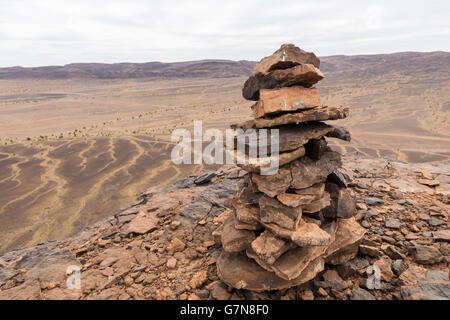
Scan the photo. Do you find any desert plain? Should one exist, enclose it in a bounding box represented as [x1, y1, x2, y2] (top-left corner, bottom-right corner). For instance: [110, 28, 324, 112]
[0, 52, 449, 254]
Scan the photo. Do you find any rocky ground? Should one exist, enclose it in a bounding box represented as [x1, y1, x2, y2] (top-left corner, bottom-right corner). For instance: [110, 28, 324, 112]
[0, 154, 448, 300]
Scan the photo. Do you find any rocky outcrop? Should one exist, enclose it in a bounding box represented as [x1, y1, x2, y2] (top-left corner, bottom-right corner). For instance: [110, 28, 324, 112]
[0, 155, 448, 300]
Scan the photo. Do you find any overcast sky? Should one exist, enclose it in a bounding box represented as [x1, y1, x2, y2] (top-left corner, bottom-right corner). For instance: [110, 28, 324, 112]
[0, 0, 449, 67]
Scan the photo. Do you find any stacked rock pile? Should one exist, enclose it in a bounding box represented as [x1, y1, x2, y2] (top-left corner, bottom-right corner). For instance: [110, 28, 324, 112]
[215, 44, 366, 292]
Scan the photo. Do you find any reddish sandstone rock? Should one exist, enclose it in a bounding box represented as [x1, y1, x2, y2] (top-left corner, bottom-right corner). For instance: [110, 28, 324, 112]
[253, 44, 320, 75]
[217, 251, 324, 292]
[259, 195, 302, 230]
[252, 87, 320, 118]
[232, 106, 349, 130]
[277, 193, 316, 207]
[250, 230, 292, 265]
[250, 165, 292, 197]
[324, 217, 366, 265]
[221, 215, 256, 253]
[261, 219, 331, 247]
[243, 64, 324, 100]
[290, 150, 341, 189]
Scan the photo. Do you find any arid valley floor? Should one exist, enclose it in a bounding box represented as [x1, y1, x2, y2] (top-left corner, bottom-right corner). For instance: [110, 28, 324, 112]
[0, 52, 449, 254]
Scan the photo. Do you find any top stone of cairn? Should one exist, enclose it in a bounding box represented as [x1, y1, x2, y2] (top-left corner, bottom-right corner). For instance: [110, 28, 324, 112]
[253, 44, 320, 75]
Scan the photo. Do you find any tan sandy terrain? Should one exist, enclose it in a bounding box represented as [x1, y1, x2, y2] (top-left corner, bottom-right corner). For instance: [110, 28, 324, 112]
[0, 52, 449, 254]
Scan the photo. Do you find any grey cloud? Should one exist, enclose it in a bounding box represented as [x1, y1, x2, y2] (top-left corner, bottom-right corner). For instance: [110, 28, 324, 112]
[0, 0, 448, 67]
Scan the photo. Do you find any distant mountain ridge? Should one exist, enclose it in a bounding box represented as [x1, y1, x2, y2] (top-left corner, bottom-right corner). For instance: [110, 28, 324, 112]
[0, 51, 449, 79]
[0, 59, 255, 79]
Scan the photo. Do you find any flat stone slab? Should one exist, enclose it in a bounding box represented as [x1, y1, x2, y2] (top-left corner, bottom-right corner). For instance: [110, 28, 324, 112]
[232, 106, 349, 130]
[252, 86, 320, 118]
[250, 150, 341, 197]
[259, 195, 302, 230]
[237, 122, 333, 153]
[234, 146, 305, 174]
[250, 230, 292, 265]
[324, 217, 366, 265]
[301, 192, 331, 213]
[294, 183, 325, 198]
[250, 165, 292, 197]
[261, 219, 331, 247]
[277, 193, 316, 207]
[243, 64, 324, 100]
[234, 202, 260, 225]
[221, 215, 256, 253]
[266, 221, 337, 280]
[217, 251, 324, 292]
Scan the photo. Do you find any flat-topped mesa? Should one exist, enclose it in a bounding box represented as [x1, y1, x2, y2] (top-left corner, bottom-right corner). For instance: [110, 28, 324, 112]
[215, 44, 364, 292]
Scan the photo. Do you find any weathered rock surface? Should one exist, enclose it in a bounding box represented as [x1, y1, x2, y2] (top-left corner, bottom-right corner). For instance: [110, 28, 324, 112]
[262, 219, 331, 247]
[277, 193, 316, 207]
[232, 105, 349, 130]
[0, 155, 448, 300]
[221, 215, 256, 253]
[290, 150, 342, 189]
[236, 146, 305, 173]
[237, 122, 333, 153]
[250, 165, 292, 197]
[234, 202, 261, 226]
[301, 192, 331, 214]
[243, 64, 324, 100]
[324, 217, 366, 265]
[326, 126, 351, 141]
[259, 195, 302, 230]
[252, 86, 320, 118]
[253, 43, 320, 75]
[294, 183, 325, 198]
[217, 251, 324, 292]
[322, 183, 357, 219]
[250, 230, 292, 265]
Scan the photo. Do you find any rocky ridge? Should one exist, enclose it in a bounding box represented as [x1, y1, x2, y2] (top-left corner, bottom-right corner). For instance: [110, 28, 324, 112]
[0, 154, 448, 300]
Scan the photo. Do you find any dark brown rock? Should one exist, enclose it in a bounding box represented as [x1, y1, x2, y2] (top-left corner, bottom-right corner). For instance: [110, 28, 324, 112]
[250, 166, 291, 197]
[250, 230, 292, 265]
[259, 195, 302, 230]
[232, 106, 349, 130]
[276, 193, 316, 207]
[326, 126, 351, 141]
[243, 64, 323, 100]
[322, 183, 356, 219]
[217, 251, 324, 292]
[253, 44, 320, 75]
[261, 219, 331, 247]
[325, 217, 366, 265]
[290, 150, 341, 189]
[237, 122, 333, 153]
[302, 192, 331, 214]
[221, 215, 256, 253]
[305, 138, 328, 160]
[252, 87, 320, 118]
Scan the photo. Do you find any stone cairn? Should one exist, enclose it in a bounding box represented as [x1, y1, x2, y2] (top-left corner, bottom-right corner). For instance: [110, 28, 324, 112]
[215, 44, 366, 292]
